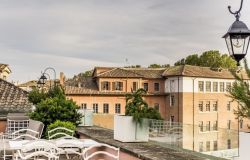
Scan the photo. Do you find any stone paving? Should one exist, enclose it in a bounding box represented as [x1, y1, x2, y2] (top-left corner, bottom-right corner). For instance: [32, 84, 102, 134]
[77, 126, 226, 160]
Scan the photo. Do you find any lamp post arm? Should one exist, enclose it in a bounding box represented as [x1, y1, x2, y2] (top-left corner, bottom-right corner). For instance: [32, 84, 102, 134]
[43, 67, 56, 81]
[228, 0, 243, 20]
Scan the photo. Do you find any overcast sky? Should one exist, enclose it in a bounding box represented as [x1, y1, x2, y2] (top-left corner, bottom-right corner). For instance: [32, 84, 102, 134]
[1, 0, 250, 83]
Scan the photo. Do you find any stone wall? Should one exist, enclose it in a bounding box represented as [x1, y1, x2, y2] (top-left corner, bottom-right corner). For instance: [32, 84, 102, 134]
[93, 114, 114, 130]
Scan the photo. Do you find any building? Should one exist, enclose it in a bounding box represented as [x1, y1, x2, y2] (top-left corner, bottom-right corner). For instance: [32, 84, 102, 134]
[65, 67, 167, 118]
[0, 63, 11, 80]
[64, 65, 250, 154]
[0, 78, 33, 132]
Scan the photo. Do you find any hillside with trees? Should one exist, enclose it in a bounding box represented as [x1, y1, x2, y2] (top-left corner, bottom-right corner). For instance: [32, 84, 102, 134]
[174, 50, 237, 69]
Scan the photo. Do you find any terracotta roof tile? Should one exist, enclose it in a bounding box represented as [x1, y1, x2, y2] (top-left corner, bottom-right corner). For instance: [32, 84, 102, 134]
[162, 65, 249, 79]
[96, 68, 165, 79]
[0, 79, 32, 115]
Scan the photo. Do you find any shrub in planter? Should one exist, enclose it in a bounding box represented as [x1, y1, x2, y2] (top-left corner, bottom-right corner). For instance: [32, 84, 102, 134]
[46, 120, 76, 139]
[114, 88, 162, 142]
[125, 88, 162, 124]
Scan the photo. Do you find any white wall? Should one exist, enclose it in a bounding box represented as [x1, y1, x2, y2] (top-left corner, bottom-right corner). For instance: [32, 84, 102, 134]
[165, 76, 235, 93]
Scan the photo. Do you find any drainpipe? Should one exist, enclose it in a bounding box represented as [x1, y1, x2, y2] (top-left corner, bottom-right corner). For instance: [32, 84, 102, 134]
[192, 77, 197, 151]
[178, 77, 180, 122]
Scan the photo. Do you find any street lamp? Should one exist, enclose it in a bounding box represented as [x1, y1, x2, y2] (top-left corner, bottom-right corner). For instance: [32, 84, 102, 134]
[223, 0, 250, 66]
[37, 67, 56, 89]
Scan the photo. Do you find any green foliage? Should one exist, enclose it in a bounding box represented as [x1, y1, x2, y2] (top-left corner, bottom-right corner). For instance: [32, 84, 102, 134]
[75, 70, 93, 78]
[29, 97, 82, 127]
[124, 65, 141, 68]
[174, 50, 237, 69]
[28, 85, 65, 104]
[229, 59, 250, 118]
[148, 64, 170, 68]
[46, 120, 76, 139]
[125, 88, 162, 124]
[28, 88, 47, 105]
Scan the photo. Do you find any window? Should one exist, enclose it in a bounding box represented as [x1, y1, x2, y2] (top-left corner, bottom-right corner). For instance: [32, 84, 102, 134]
[170, 116, 174, 123]
[206, 81, 211, 92]
[80, 103, 87, 110]
[213, 121, 218, 131]
[213, 82, 218, 92]
[103, 103, 109, 113]
[113, 82, 123, 91]
[170, 95, 175, 106]
[198, 81, 204, 92]
[132, 82, 138, 91]
[198, 101, 203, 112]
[206, 101, 210, 112]
[227, 139, 231, 149]
[227, 101, 231, 111]
[240, 119, 243, 129]
[226, 82, 231, 91]
[7, 119, 29, 134]
[93, 104, 98, 113]
[170, 80, 175, 92]
[227, 120, 231, 130]
[154, 103, 159, 111]
[3, 75, 6, 80]
[206, 121, 210, 131]
[212, 101, 218, 111]
[102, 81, 110, 90]
[206, 141, 210, 151]
[143, 83, 148, 91]
[115, 103, 121, 114]
[154, 83, 160, 91]
[220, 82, 225, 92]
[199, 142, 203, 152]
[213, 141, 218, 151]
[199, 121, 204, 132]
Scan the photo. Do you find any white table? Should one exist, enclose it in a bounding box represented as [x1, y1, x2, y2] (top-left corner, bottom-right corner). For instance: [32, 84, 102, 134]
[0, 138, 99, 151]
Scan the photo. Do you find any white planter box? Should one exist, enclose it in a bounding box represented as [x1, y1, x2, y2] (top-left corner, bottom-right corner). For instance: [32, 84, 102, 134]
[114, 115, 149, 142]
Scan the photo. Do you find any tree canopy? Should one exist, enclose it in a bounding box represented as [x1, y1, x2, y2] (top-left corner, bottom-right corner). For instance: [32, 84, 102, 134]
[148, 64, 170, 68]
[229, 59, 250, 119]
[28, 85, 82, 134]
[125, 88, 162, 124]
[174, 50, 237, 69]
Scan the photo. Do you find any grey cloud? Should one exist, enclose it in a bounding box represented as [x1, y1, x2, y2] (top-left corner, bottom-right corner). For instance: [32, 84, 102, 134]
[0, 0, 250, 82]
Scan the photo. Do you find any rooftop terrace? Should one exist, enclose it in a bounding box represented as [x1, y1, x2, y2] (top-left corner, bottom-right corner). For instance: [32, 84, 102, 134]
[77, 126, 225, 160]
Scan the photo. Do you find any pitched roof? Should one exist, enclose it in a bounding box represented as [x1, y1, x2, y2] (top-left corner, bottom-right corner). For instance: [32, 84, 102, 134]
[0, 78, 32, 115]
[125, 68, 166, 79]
[18, 80, 38, 87]
[95, 67, 165, 79]
[162, 65, 249, 79]
[65, 76, 98, 90]
[0, 63, 11, 73]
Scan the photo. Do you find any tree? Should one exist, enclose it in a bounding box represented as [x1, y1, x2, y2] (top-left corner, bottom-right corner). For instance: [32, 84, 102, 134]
[148, 64, 170, 68]
[28, 85, 82, 136]
[28, 85, 65, 104]
[124, 65, 141, 68]
[28, 88, 47, 105]
[174, 50, 237, 69]
[29, 96, 82, 127]
[229, 59, 250, 118]
[125, 88, 162, 124]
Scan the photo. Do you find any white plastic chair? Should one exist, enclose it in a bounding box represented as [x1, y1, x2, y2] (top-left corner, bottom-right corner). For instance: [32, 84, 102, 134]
[14, 140, 63, 160]
[48, 127, 74, 140]
[82, 143, 120, 160]
[1, 132, 38, 160]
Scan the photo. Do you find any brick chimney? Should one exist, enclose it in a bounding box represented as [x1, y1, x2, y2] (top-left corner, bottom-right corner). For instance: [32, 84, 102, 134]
[60, 72, 65, 86]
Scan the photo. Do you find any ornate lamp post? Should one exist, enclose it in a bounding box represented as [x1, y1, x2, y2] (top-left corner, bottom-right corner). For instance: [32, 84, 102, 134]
[37, 67, 56, 89]
[223, 0, 250, 66]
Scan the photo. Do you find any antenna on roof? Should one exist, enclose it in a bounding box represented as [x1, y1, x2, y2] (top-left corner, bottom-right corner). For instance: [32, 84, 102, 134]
[125, 58, 130, 67]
